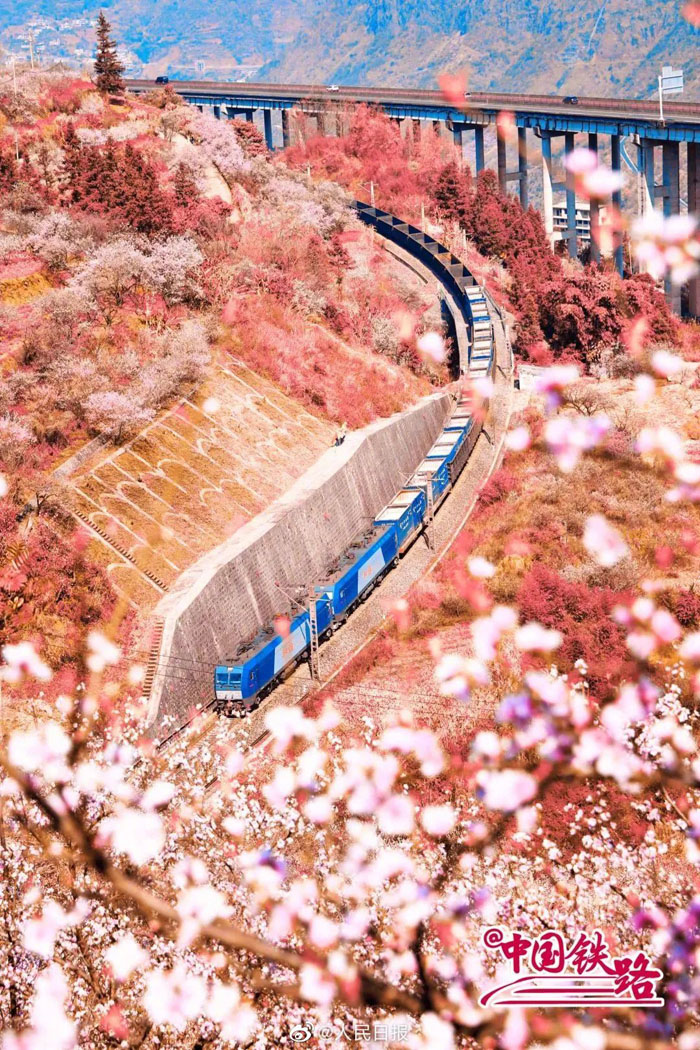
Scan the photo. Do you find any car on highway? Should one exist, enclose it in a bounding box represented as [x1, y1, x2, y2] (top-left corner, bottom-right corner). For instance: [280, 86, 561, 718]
[155, 75, 169, 84]
[563, 95, 579, 104]
[328, 84, 340, 91]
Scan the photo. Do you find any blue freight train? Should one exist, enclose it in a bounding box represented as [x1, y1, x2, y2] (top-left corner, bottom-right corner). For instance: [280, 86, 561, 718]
[214, 394, 490, 715]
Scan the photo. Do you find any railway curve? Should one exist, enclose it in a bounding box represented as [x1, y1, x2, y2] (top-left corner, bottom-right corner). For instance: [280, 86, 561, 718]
[148, 205, 514, 757]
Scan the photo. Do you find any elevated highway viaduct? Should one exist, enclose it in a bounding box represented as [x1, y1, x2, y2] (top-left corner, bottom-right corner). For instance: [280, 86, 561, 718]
[127, 80, 700, 315]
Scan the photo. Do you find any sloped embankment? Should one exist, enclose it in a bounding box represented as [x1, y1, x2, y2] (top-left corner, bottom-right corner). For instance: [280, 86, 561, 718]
[65, 363, 334, 609]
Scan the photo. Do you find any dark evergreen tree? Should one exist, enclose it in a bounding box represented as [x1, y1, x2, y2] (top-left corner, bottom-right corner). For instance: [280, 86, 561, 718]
[230, 118, 267, 157]
[512, 291, 544, 358]
[61, 134, 176, 234]
[432, 160, 471, 224]
[61, 123, 82, 200]
[94, 12, 125, 95]
[173, 163, 198, 207]
[37, 144, 55, 197]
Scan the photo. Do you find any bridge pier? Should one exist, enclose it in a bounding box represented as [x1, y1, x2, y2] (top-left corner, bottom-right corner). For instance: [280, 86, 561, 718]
[474, 126, 485, 174]
[452, 124, 463, 151]
[611, 134, 624, 276]
[588, 133, 600, 264]
[320, 111, 335, 136]
[263, 109, 273, 150]
[496, 133, 507, 194]
[635, 138, 690, 315]
[541, 133, 555, 245]
[282, 109, 291, 148]
[411, 118, 422, 146]
[213, 104, 221, 120]
[518, 128, 528, 209]
[638, 138, 656, 216]
[496, 127, 529, 204]
[636, 138, 662, 279]
[564, 132, 577, 259]
[662, 141, 682, 313]
[689, 143, 700, 318]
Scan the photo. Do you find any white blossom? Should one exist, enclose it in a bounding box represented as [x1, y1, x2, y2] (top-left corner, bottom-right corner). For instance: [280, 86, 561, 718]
[583, 514, 629, 567]
[105, 934, 148, 982]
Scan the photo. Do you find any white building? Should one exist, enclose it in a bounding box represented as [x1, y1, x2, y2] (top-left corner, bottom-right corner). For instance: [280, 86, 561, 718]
[551, 198, 608, 243]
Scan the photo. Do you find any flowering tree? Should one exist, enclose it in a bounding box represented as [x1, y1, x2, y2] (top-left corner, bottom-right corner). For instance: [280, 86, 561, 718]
[70, 236, 205, 319]
[27, 213, 93, 272]
[0, 415, 34, 470]
[139, 236, 204, 305]
[82, 391, 155, 442]
[261, 174, 352, 239]
[70, 238, 146, 322]
[185, 110, 251, 186]
[35, 287, 96, 343]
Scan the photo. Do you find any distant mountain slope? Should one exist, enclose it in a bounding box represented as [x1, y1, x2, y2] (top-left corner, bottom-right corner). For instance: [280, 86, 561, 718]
[2, 0, 698, 99]
[260, 0, 699, 99]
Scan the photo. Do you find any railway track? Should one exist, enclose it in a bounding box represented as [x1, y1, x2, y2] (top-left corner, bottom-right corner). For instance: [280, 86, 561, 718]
[149, 231, 514, 796]
[197, 289, 514, 795]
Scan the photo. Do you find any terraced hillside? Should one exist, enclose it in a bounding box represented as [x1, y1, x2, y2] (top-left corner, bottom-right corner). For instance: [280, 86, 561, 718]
[67, 363, 334, 607]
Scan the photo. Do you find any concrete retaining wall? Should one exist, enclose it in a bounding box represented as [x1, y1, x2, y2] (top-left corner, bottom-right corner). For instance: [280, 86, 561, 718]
[147, 390, 451, 732]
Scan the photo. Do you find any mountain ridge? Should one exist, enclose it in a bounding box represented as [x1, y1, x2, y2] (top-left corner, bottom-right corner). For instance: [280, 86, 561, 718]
[1, 0, 698, 100]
